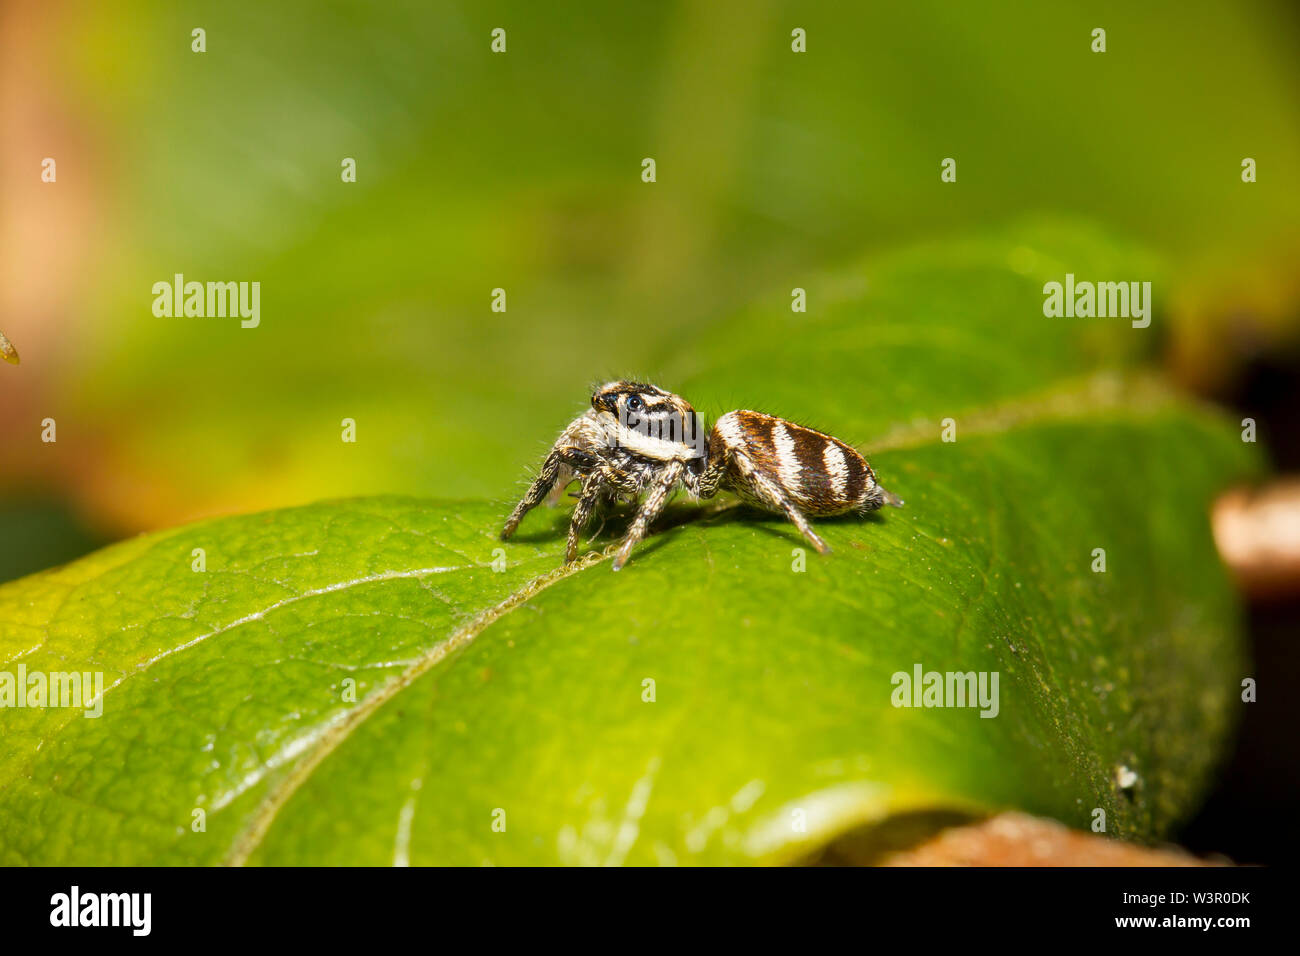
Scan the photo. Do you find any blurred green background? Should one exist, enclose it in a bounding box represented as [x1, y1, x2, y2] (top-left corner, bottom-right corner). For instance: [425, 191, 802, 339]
[1, 0, 1298, 862]
[2, 0, 1298, 563]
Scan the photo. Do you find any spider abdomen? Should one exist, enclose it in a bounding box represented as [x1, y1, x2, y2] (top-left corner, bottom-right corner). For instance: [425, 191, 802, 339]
[711, 410, 888, 516]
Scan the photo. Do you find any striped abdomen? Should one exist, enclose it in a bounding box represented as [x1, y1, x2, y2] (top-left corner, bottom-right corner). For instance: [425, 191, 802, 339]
[710, 410, 892, 516]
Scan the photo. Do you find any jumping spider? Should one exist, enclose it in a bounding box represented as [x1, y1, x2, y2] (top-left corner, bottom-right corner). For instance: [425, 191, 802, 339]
[501, 381, 903, 570]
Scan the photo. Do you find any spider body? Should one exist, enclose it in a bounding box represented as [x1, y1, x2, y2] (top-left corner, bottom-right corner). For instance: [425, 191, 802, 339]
[711, 409, 898, 516]
[501, 381, 901, 570]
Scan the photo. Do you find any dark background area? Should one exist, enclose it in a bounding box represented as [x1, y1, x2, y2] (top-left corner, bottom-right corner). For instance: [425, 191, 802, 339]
[1178, 348, 1300, 863]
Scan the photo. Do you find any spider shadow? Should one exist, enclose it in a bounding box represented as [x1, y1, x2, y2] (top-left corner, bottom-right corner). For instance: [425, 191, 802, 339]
[502, 500, 702, 559]
[507, 498, 886, 560]
[702, 504, 888, 551]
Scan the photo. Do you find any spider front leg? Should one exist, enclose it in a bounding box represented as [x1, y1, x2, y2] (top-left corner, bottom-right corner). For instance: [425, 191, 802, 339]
[727, 450, 831, 555]
[612, 460, 686, 571]
[565, 470, 607, 563]
[501, 446, 596, 541]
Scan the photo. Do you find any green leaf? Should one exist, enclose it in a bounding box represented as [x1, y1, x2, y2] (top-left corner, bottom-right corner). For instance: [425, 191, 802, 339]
[0, 229, 1258, 865]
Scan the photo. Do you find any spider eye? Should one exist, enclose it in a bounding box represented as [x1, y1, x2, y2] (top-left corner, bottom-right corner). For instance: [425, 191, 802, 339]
[625, 394, 644, 413]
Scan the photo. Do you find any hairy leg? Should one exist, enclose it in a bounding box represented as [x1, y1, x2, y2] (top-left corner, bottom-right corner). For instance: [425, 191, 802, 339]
[612, 460, 685, 571]
[698, 450, 727, 500]
[566, 471, 607, 563]
[502, 446, 596, 540]
[727, 449, 831, 554]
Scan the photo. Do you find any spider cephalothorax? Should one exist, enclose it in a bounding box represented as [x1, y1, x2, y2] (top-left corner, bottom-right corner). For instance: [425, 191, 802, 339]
[501, 381, 902, 570]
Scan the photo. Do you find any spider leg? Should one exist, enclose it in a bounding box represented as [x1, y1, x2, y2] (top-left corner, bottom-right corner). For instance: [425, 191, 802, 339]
[584, 484, 620, 545]
[501, 446, 593, 540]
[566, 470, 607, 563]
[698, 449, 726, 500]
[612, 460, 685, 571]
[727, 449, 831, 554]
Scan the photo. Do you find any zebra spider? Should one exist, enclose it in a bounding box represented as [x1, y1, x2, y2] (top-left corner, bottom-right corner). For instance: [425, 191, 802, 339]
[501, 381, 903, 570]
